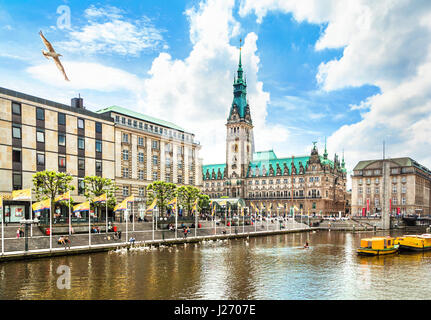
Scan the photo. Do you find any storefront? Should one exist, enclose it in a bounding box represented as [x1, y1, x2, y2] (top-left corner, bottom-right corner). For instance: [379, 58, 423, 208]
[2, 201, 30, 223]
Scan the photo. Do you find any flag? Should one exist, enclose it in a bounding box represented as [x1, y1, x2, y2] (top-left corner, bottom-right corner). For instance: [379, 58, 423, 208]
[73, 201, 90, 213]
[125, 195, 135, 203]
[93, 193, 107, 203]
[146, 198, 157, 213]
[259, 202, 264, 210]
[219, 200, 227, 206]
[0, 196, 2, 211]
[167, 197, 177, 211]
[54, 191, 70, 202]
[192, 199, 198, 213]
[278, 203, 283, 209]
[240, 206, 244, 216]
[211, 204, 216, 216]
[12, 189, 31, 200]
[114, 199, 128, 211]
[32, 198, 51, 213]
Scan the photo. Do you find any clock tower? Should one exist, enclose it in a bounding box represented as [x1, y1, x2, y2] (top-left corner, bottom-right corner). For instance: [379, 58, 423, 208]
[225, 42, 254, 197]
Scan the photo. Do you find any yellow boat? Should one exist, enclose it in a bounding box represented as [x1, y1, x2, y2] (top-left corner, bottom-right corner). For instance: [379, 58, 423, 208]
[395, 234, 431, 252]
[357, 237, 399, 256]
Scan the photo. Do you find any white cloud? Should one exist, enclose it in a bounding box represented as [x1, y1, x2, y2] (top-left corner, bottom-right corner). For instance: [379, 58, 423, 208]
[57, 5, 165, 56]
[138, 0, 286, 164]
[240, 0, 431, 177]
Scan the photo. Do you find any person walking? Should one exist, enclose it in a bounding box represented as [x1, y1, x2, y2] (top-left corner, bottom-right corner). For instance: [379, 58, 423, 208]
[16, 228, 20, 238]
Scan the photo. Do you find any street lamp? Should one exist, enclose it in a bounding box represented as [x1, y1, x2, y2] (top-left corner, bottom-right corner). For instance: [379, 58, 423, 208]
[20, 217, 39, 252]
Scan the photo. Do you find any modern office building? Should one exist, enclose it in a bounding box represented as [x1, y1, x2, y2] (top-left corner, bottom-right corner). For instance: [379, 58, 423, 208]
[202, 48, 347, 216]
[0, 87, 202, 222]
[0, 87, 116, 222]
[351, 157, 431, 216]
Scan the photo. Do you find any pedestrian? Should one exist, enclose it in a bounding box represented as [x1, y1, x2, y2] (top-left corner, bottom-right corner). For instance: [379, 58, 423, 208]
[184, 227, 188, 238]
[129, 214, 133, 223]
[16, 228, 20, 238]
[64, 236, 71, 249]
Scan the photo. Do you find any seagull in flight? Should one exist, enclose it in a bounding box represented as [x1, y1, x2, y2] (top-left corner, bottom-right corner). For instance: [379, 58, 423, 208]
[39, 30, 70, 81]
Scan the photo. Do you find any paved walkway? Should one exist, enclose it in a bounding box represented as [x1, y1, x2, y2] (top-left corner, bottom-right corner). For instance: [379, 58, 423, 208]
[0, 218, 310, 261]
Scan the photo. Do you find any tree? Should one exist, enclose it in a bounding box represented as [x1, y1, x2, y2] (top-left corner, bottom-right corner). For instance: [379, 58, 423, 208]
[146, 181, 177, 216]
[198, 194, 210, 213]
[32, 170, 75, 220]
[177, 185, 201, 216]
[83, 176, 118, 209]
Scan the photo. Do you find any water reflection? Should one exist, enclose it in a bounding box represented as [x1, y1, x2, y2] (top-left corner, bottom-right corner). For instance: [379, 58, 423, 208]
[2, 231, 431, 299]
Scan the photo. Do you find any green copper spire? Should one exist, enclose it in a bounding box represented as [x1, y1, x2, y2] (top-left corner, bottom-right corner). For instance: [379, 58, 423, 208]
[228, 39, 248, 121]
[323, 137, 328, 159]
[342, 149, 345, 168]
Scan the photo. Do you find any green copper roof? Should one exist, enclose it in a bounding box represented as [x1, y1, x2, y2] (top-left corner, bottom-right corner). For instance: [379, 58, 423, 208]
[229, 47, 248, 120]
[202, 164, 226, 180]
[252, 150, 278, 161]
[95, 105, 187, 133]
[248, 156, 311, 177]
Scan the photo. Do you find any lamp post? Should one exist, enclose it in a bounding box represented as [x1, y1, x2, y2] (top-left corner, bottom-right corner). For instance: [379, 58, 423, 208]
[20, 218, 39, 252]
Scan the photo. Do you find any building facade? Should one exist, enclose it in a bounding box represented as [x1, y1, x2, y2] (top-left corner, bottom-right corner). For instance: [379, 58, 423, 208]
[351, 158, 431, 216]
[96, 106, 202, 212]
[0, 87, 116, 222]
[202, 49, 347, 216]
[0, 87, 201, 222]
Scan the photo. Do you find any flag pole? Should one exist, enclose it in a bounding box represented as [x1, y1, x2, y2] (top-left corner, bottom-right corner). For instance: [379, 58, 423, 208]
[30, 195, 33, 237]
[88, 207, 91, 247]
[195, 210, 198, 238]
[126, 205, 129, 243]
[243, 208, 245, 234]
[152, 208, 155, 241]
[175, 204, 178, 240]
[105, 200, 108, 234]
[49, 204, 52, 251]
[132, 200, 135, 232]
[1, 197, 4, 255]
[68, 197, 71, 235]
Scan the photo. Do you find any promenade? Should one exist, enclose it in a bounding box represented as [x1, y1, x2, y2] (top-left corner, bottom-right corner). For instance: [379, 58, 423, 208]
[0, 218, 312, 262]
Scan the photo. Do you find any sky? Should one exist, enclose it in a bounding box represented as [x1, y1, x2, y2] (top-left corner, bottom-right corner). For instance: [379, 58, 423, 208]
[1, 0, 431, 188]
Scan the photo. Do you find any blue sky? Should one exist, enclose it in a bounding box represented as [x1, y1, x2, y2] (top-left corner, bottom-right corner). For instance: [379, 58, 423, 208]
[1, 0, 431, 182]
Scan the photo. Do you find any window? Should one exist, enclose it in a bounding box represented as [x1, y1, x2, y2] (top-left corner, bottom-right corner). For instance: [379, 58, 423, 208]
[127, 119, 132, 126]
[392, 177, 397, 183]
[152, 140, 158, 149]
[12, 102, 21, 115]
[391, 168, 399, 174]
[78, 158, 85, 170]
[178, 159, 183, 169]
[375, 178, 379, 184]
[78, 137, 85, 149]
[133, 120, 137, 128]
[12, 149, 21, 163]
[77, 118, 84, 129]
[95, 122, 102, 133]
[177, 175, 182, 184]
[12, 125, 21, 139]
[78, 179, 85, 195]
[375, 198, 380, 206]
[359, 187, 363, 194]
[392, 198, 397, 206]
[139, 122, 143, 129]
[166, 157, 171, 167]
[37, 153, 45, 166]
[375, 187, 379, 194]
[138, 137, 144, 146]
[58, 156, 66, 168]
[152, 155, 158, 166]
[122, 186, 129, 196]
[122, 149, 129, 161]
[115, 115, 120, 123]
[139, 187, 145, 196]
[152, 172, 158, 180]
[122, 167, 129, 178]
[366, 188, 371, 194]
[121, 117, 126, 124]
[138, 170, 144, 180]
[366, 178, 371, 184]
[36, 130, 45, 143]
[58, 113, 66, 125]
[165, 173, 171, 182]
[402, 186, 406, 194]
[358, 179, 363, 185]
[392, 185, 397, 193]
[58, 134, 66, 146]
[122, 133, 129, 143]
[36, 107, 44, 121]
[95, 140, 102, 153]
[96, 160, 102, 173]
[13, 173, 22, 190]
[136, 152, 144, 163]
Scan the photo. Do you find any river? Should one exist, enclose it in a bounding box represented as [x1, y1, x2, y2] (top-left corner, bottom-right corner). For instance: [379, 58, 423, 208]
[1, 230, 431, 299]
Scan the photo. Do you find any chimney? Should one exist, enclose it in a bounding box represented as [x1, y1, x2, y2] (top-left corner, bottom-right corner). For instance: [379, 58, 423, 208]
[71, 94, 84, 109]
